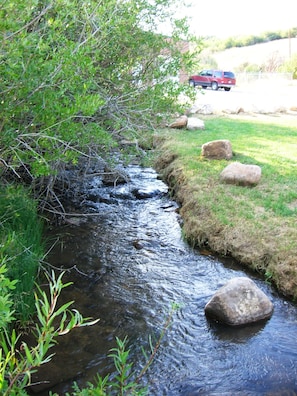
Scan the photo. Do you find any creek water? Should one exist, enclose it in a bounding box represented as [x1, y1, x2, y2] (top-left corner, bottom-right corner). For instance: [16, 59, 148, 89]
[31, 165, 297, 395]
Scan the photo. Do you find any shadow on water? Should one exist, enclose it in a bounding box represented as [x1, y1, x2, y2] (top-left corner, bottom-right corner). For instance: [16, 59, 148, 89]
[30, 165, 297, 395]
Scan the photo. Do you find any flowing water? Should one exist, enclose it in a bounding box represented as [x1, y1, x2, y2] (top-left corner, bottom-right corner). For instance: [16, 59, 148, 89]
[31, 165, 297, 395]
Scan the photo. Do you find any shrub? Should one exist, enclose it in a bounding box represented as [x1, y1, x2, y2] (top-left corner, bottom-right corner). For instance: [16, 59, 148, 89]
[0, 271, 99, 395]
[0, 0, 198, 210]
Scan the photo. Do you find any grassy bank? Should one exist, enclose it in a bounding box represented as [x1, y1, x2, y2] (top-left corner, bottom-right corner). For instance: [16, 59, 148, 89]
[154, 115, 297, 299]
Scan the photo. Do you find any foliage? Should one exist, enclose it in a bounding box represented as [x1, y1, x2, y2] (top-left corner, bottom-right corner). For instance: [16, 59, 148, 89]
[0, 185, 44, 322]
[0, 0, 198, 209]
[65, 303, 179, 396]
[222, 28, 296, 50]
[0, 266, 177, 396]
[0, 263, 17, 330]
[68, 337, 149, 396]
[279, 53, 297, 76]
[196, 52, 218, 71]
[201, 27, 297, 53]
[0, 270, 99, 395]
[235, 62, 261, 73]
[0, 4, 186, 393]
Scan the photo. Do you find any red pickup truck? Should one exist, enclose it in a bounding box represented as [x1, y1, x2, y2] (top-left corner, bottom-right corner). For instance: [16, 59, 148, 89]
[189, 70, 236, 91]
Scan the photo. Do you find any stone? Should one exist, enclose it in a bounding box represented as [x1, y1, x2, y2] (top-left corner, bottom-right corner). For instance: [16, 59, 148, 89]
[205, 277, 274, 326]
[220, 162, 261, 186]
[132, 186, 167, 199]
[186, 117, 205, 130]
[201, 139, 233, 160]
[168, 115, 188, 129]
[222, 107, 244, 114]
[190, 103, 214, 115]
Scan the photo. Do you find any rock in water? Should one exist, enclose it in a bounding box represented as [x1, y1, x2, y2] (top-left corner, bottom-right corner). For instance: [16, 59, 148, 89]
[205, 277, 273, 326]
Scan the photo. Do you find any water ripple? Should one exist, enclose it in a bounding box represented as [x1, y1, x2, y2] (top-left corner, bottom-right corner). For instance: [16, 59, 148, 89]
[36, 165, 297, 395]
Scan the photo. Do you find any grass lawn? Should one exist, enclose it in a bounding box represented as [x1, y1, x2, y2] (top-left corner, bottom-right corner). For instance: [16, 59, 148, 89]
[154, 115, 297, 299]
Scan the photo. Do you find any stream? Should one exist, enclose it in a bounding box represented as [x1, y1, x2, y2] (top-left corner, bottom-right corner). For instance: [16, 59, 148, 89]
[31, 165, 297, 395]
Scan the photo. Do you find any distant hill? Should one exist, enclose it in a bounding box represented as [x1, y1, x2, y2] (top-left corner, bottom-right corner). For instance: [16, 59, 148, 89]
[209, 38, 297, 70]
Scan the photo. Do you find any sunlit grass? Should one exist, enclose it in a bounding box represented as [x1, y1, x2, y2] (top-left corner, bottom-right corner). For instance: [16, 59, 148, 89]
[160, 116, 297, 217]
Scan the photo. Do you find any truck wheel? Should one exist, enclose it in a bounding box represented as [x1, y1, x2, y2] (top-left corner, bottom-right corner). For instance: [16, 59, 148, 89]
[211, 82, 218, 90]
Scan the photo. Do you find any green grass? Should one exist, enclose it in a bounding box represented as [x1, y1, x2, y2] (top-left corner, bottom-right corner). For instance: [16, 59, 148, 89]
[154, 115, 297, 297]
[0, 185, 44, 322]
[159, 117, 297, 218]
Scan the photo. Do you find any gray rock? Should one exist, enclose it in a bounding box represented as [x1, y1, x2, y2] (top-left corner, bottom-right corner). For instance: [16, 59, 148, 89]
[186, 117, 205, 130]
[190, 103, 214, 115]
[220, 162, 261, 186]
[132, 186, 167, 199]
[201, 139, 233, 160]
[205, 277, 274, 326]
[222, 107, 244, 114]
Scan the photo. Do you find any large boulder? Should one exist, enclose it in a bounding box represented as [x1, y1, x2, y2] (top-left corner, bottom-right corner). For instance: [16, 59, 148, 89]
[220, 162, 261, 186]
[205, 277, 274, 326]
[201, 139, 233, 160]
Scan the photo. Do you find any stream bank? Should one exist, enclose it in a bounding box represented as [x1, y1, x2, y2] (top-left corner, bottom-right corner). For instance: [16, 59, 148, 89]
[153, 130, 297, 301]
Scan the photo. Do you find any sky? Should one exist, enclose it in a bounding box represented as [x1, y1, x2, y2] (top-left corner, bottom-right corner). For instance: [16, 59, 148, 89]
[184, 0, 296, 38]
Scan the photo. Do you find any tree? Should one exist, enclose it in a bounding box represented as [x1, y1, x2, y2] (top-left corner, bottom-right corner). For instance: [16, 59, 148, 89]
[0, 0, 198, 209]
[279, 53, 297, 77]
